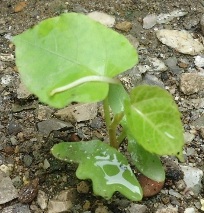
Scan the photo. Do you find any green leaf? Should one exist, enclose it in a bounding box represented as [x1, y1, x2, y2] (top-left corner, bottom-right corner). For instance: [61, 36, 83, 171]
[51, 140, 143, 201]
[13, 13, 138, 108]
[128, 136, 165, 182]
[124, 85, 184, 161]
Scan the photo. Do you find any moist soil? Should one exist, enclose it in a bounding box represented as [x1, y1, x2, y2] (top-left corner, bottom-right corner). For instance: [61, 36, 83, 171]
[0, 0, 204, 212]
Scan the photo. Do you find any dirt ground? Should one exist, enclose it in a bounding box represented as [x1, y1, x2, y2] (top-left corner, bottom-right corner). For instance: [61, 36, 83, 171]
[0, 0, 204, 212]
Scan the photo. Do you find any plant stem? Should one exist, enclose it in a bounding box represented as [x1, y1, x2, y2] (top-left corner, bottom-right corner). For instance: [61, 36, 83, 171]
[109, 112, 124, 149]
[117, 129, 127, 146]
[103, 97, 111, 128]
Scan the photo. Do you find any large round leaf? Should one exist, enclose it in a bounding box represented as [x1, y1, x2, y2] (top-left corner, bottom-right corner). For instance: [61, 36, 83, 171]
[124, 85, 184, 161]
[13, 13, 138, 108]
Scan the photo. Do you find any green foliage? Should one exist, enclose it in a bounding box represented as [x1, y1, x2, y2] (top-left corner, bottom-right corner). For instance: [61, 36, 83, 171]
[13, 13, 137, 108]
[13, 12, 184, 201]
[52, 140, 143, 200]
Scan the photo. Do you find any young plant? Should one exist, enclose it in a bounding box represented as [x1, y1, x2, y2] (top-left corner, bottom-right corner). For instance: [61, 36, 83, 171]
[13, 13, 184, 201]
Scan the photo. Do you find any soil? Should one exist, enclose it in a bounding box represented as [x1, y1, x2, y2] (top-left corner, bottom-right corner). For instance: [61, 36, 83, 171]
[0, 0, 204, 212]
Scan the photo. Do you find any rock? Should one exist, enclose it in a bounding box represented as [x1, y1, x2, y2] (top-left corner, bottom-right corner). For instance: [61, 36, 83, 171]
[47, 200, 73, 213]
[184, 132, 195, 144]
[192, 115, 204, 128]
[115, 21, 132, 32]
[95, 205, 109, 213]
[8, 120, 22, 135]
[183, 14, 200, 30]
[1, 75, 13, 86]
[77, 181, 90, 194]
[180, 165, 203, 195]
[180, 73, 204, 95]
[37, 105, 53, 120]
[200, 14, 204, 36]
[0, 171, 18, 204]
[43, 159, 50, 170]
[23, 154, 33, 167]
[37, 118, 73, 136]
[201, 199, 204, 211]
[147, 57, 167, 72]
[87, 11, 115, 27]
[165, 57, 182, 74]
[157, 10, 187, 24]
[54, 103, 97, 123]
[126, 34, 139, 49]
[55, 188, 77, 202]
[37, 190, 48, 210]
[155, 207, 178, 213]
[137, 174, 164, 197]
[194, 55, 204, 67]
[143, 14, 157, 29]
[126, 203, 147, 213]
[1, 203, 31, 213]
[14, 1, 27, 13]
[17, 82, 32, 99]
[184, 208, 195, 213]
[0, 53, 14, 61]
[156, 30, 204, 55]
[141, 74, 164, 88]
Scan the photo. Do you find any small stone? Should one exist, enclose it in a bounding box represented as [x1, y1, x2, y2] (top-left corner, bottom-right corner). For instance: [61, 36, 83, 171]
[14, 1, 27, 12]
[115, 21, 132, 32]
[1, 203, 31, 213]
[126, 34, 139, 49]
[48, 200, 73, 213]
[126, 203, 147, 213]
[55, 188, 77, 202]
[194, 55, 204, 67]
[37, 190, 48, 210]
[137, 174, 164, 197]
[54, 103, 97, 123]
[0, 171, 18, 204]
[192, 115, 204, 128]
[77, 181, 89, 194]
[200, 199, 204, 211]
[180, 166, 203, 195]
[156, 30, 204, 55]
[17, 82, 32, 99]
[148, 57, 167, 72]
[180, 73, 204, 95]
[18, 178, 39, 204]
[83, 200, 91, 211]
[156, 206, 178, 213]
[87, 11, 115, 27]
[165, 57, 182, 74]
[23, 154, 33, 167]
[184, 132, 195, 144]
[8, 120, 22, 135]
[141, 74, 164, 88]
[184, 208, 195, 213]
[95, 205, 109, 213]
[157, 10, 187, 24]
[143, 14, 157, 29]
[37, 105, 53, 120]
[37, 119, 73, 136]
[43, 159, 50, 170]
[200, 14, 204, 36]
[200, 128, 204, 139]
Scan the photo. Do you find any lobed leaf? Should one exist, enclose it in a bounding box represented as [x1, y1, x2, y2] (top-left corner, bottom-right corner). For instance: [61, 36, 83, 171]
[124, 85, 184, 161]
[51, 140, 143, 201]
[13, 13, 138, 108]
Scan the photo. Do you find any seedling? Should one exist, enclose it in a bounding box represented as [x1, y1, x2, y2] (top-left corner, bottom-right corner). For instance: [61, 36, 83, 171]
[13, 13, 184, 201]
